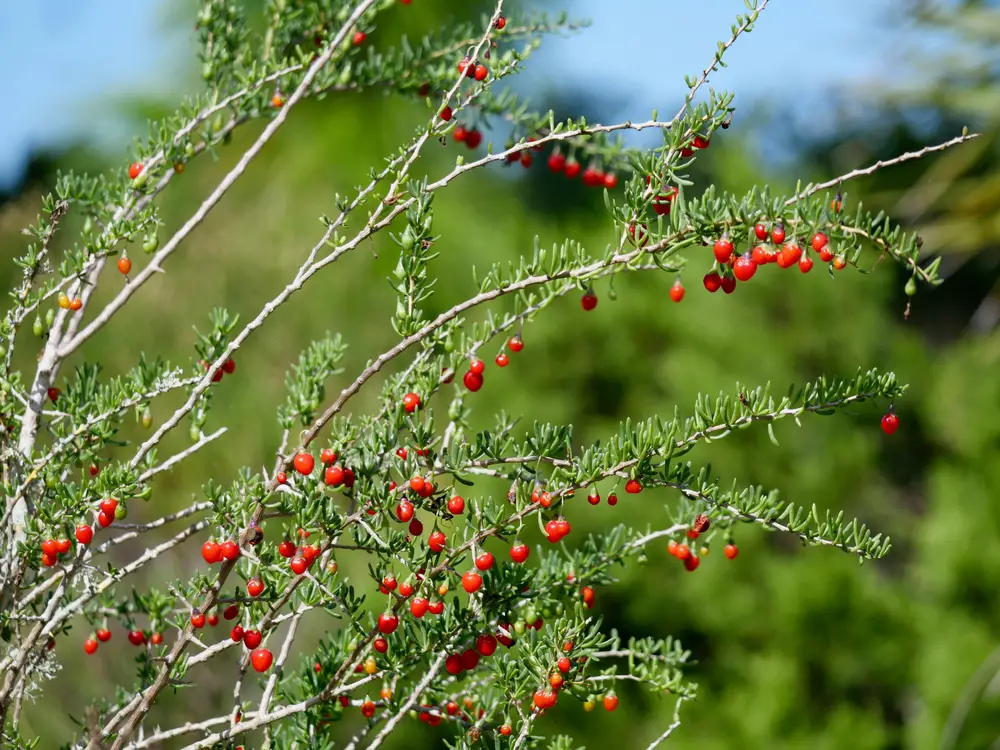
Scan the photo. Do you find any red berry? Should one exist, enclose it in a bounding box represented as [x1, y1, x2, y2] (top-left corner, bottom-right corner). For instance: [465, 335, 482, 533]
[408, 518, 423, 536]
[242, 629, 262, 649]
[97, 511, 113, 528]
[41, 539, 59, 557]
[832, 255, 847, 270]
[461, 648, 480, 670]
[462, 570, 483, 593]
[151, 632, 163, 645]
[293, 452, 314, 475]
[669, 279, 685, 302]
[464, 370, 484, 392]
[533, 689, 557, 710]
[625, 479, 642, 494]
[675, 544, 691, 561]
[819, 246, 835, 263]
[811, 232, 829, 252]
[495, 352, 509, 367]
[201, 541, 221, 564]
[440, 106, 452, 122]
[275, 472, 287, 484]
[251, 648, 273, 672]
[771, 223, 786, 244]
[222, 358, 236, 374]
[693, 135, 710, 149]
[547, 152, 566, 173]
[473, 64, 488, 81]
[221, 540, 240, 561]
[399, 581, 413, 597]
[881, 412, 899, 435]
[474, 552, 494, 571]
[278, 539, 296, 558]
[373, 636, 388, 654]
[453, 125, 468, 143]
[508, 335, 524, 352]
[428, 530, 446, 553]
[190, 611, 206, 628]
[446, 654, 463, 675]
[290, 556, 308, 575]
[117, 256, 132, 275]
[558, 656, 572, 672]
[324, 465, 344, 487]
[564, 160, 581, 179]
[798, 254, 814, 273]
[607, 492, 618, 506]
[447, 495, 465, 514]
[402, 392, 421, 413]
[128, 162, 143, 180]
[352, 31, 365, 46]
[319, 448, 335, 465]
[703, 272, 722, 293]
[465, 129, 482, 149]
[604, 172, 618, 189]
[98, 498, 118, 517]
[720, 275, 736, 294]
[713, 236, 734, 265]
[47, 387, 60, 403]
[581, 289, 598, 311]
[128, 630, 146, 646]
[96, 628, 111, 642]
[684, 554, 701, 571]
[724, 543, 739, 559]
[495, 15, 507, 29]
[603, 694, 619, 711]
[510, 543, 530, 563]
[360, 700, 376, 718]
[587, 490, 600, 505]
[733, 253, 757, 282]
[377, 612, 399, 635]
[754, 222, 768, 241]
[752, 245, 773, 265]
[581, 586, 596, 607]
[500, 725, 512, 736]
[469, 358, 486, 375]
[84, 638, 98, 654]
[247, 577, 265, 597]
[224, 604, 239, 620]
[628, 223, 649, 248]
[410, 597, 429, 618]
[396, 501, 414, 523]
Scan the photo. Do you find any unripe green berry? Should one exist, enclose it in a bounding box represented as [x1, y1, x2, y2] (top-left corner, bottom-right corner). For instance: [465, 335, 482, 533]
[114, 503, 128, 520]
[904, 277, 918, 297]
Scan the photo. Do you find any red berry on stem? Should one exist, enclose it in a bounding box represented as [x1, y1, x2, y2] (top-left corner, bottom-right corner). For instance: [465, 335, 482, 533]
[464, 370, 484, 392]
[625, 478, 642, 494]
[402, 392, 421, 413]
[733, 253, 757, 282]
[128, 162, 143, 180]
[720, 275, 736, 294]
[429, 530, 446, 553]
[771, 223, 786, 244]
[475, 552, 494, 571]
[447, 495, 465, 514]
[75, 524, 93, 544]
[495, 352, 509, 367]
[564, 160, 581, 179]
[510, 542, 530, 563]
[881, 412, 899, 435]
[377, 612, 399, 635]
[754, 223, 768, 241]
[799, 254, 814, 273]
[201, 541, 221, 564]
[607, 492, 618, 506]
[811, 232, 829, 252]
[473, 64, 488, 81]
[603, 694, 619, 711]
[508, 335, 524, 352]
[251, 648, 273, 672]
[352, 31, 365, 46]
[580, 289, 598, 311]
[462, 570, 483, 593]
[293, 453, 314, 475]
[84, 638, 98, 654]
[669, 279, 685, 302]
[703, 272, 722, 293]
[713, 236, 735, 265]
[724, 543, 739, 559]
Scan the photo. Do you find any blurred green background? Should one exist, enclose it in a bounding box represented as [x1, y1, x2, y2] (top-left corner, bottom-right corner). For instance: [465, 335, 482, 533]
[3, 0, 1000, 748]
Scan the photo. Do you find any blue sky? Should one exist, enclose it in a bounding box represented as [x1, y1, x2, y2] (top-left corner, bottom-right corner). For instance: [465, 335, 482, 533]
[0, 0, 911, 191]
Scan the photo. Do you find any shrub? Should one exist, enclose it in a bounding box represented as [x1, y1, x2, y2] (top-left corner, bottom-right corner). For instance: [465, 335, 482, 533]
[0, 1, 974, 748]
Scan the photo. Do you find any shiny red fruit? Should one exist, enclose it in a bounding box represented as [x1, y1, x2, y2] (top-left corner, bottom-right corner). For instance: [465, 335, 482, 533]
[251, 648, 273, 672]
[580, 290, 598, 311]
[669, 280, 685, 302]
[733, 253, 757, 282]
[703, 272, 722, 293]
[881, 412, 899, 435]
